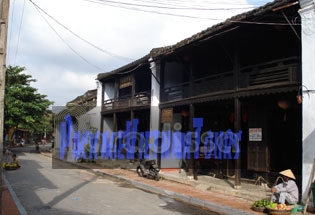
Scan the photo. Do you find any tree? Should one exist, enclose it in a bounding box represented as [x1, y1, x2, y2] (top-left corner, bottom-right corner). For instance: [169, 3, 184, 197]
[4, 66, 54, 142]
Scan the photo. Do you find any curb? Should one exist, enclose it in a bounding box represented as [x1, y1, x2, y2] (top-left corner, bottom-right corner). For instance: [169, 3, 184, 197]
[43, 153, 257, 215]
[2, 172, 28, 215]
[160, 173, 268, 201]
[90, 168, 256, 215]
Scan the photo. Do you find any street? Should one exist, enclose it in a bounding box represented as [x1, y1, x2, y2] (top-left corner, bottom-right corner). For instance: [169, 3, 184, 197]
[4, 149, 219, 215]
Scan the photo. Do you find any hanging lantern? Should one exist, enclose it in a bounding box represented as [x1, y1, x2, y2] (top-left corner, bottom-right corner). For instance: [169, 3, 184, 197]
[181, 110, 189, 117]
[296, 95, 302, 104]
[277, 100, 291, 121]
[277, 100, 291, 110]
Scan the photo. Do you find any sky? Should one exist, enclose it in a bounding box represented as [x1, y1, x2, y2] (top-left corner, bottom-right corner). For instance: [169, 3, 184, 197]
[6, 0, 271, 106]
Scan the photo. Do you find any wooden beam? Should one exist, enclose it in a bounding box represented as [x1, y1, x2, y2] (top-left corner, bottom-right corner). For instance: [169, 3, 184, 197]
[272, 1, 299, 12]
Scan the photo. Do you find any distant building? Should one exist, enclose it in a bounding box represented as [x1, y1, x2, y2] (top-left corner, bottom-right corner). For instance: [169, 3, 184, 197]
[53, 86, 102, 159]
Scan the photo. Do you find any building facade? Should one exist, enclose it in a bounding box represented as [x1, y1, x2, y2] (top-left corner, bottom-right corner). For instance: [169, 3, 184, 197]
[55, 0, 315, 203]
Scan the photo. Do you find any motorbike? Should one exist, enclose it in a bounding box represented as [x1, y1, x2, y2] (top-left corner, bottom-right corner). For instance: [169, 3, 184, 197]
[136, 159, 160, 181]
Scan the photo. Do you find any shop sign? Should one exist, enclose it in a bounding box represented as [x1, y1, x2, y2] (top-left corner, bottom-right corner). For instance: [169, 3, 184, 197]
[249, 128, 262, 141]
[161, 108, 173, 123]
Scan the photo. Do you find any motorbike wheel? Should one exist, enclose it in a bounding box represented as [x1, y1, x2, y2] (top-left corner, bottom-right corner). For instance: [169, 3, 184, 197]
[136, 166, 143, 177]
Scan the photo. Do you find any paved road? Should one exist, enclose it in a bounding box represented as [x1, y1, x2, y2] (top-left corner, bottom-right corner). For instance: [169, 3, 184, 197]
[4, 151, 219, 215]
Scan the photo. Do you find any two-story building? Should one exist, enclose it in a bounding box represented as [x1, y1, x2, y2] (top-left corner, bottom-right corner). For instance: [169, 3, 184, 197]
[97, 0, 303, 189]
[55, 0, 315, 201]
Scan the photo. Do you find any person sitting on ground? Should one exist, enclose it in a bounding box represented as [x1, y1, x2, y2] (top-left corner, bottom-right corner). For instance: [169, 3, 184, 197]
[11, 154, 21, 168]
[271, 169, 298, 205]
[3, 154, 21, 170]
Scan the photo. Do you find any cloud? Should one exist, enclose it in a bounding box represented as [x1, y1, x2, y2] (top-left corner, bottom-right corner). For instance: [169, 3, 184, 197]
[7, 0, 271, 106]
[25, 66, 98, 105]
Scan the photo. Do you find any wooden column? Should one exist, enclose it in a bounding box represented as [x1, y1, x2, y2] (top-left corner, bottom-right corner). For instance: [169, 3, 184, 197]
[130, 110, 134, 128]
[101, 82, 105, 111]
[233, 41, 241, 189]
[113, 113, 117, 132]
[131, 72, 135, 105]
[114, 78, 119, 108]
[234, 97, 242, 189]
[188, 104, 196, 179]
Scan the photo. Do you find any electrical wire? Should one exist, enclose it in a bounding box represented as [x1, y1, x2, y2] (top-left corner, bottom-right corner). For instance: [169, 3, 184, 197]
[88, 0, 255, 11]
[7, 0, 16, 65]
[83, 0, 225, 20]
[82, 0, 299, 25]
[29, 0, 135, 62]
[13, 0, 26, 66]
[31, 1, 106, 72]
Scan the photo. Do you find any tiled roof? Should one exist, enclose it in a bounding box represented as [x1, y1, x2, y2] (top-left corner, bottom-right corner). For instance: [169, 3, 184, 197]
[97, 53, 151, 81]
[97, 0, 298, 81]
[149, 0, 299, 59]
[67, 89, 97, 105]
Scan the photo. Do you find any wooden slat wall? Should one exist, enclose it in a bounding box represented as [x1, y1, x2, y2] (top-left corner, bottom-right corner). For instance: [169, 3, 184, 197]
[247, 144, 270, 172]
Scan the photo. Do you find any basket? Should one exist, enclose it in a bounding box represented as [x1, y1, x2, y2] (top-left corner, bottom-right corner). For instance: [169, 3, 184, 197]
[251, 206, 266, 213]
[4, 164, 19, 171]
[266, 207, 293, 215]
[307, 206, 315, 213]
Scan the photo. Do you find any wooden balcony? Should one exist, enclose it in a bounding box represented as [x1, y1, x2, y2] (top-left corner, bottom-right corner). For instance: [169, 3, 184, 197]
[102, 91, 151, 111]
[162, 57, 300, 102]
[239, 57, 300, 89]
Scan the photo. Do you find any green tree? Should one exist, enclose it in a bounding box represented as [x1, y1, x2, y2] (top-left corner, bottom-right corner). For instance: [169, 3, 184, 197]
[4, 66, 54, 142]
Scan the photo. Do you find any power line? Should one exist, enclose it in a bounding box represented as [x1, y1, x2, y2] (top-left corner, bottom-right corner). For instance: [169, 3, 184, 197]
[82, 0, 253, 21]
[29, 0, 135, 62]
[30, 0, 106, 72]
[88, 0, 255, 11]
[13, 0, 26, 66]
[7, 0, 16, 64]
[82, 0, 225, 20]
[83, 0, 301, 25]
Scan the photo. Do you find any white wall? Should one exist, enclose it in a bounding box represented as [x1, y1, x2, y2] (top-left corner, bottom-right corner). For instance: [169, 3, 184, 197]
[104, 82, 115, 100]
[299, 1, 315, 203]
[160, 113, 182, 168]
[86, 106, 101, 131]
[149, 58, 160, 131]
[103, 117, 114, 133]
[149, 58, 161, 162]
[96, 80, 102, 106]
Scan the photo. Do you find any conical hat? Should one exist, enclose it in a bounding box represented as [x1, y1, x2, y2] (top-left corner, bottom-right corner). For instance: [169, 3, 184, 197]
[280, 169, 296, 179]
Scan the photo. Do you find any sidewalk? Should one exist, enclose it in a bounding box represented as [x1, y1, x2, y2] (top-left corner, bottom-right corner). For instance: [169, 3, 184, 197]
[46, 152, 315, 215]
[2, 172, 27, 215]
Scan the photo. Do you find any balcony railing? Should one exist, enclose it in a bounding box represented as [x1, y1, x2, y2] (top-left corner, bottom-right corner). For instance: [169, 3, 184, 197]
[103, 91, 151, 110]
[162, 57, 300, 102]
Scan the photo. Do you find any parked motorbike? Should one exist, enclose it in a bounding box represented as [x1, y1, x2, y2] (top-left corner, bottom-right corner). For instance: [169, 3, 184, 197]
[136, 159, 160, 181]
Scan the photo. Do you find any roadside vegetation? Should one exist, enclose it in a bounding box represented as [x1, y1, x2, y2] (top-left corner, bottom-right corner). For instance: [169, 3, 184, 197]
[4, 66, 54, 145]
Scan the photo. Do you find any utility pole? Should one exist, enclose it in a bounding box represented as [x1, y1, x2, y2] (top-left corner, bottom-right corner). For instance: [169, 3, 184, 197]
[0, 0, 9, 214]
